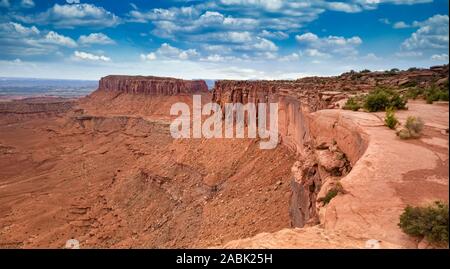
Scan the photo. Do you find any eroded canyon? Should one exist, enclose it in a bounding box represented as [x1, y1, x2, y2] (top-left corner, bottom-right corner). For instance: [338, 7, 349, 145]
[0, 67, 448, 248]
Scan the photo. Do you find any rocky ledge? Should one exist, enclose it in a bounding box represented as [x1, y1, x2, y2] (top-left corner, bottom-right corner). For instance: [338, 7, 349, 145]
[98, 75, 208, 95]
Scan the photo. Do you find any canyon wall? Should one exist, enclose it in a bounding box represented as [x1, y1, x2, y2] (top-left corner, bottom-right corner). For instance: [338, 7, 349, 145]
[98, 75, 208, 95]
[211, 66, 449, 228]
[212, 79, 369, 227]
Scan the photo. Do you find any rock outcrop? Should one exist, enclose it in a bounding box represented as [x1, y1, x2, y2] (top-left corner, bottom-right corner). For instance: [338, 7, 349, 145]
[211, 65, 449, 230]
[98, 75, 208, 95]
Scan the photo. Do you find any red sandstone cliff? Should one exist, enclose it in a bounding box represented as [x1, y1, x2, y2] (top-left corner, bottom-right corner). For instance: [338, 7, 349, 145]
[98, 75, 208, 95]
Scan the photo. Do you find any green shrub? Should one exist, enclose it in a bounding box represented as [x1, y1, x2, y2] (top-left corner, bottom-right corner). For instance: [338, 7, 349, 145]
[405, 87, 423, 99]
[364, 88, 407, 112]
[397, 116, 424, 139]
[425, 86, 449, 104]
[321, 182, 344, 205]
[322, 189, 338, 205]
[399, 201, 449, 245]
[384, 108, 399, 129]
[343, 97, 361, 111]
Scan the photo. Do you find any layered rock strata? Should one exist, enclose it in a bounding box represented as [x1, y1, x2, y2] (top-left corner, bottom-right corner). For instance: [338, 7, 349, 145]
[98, 75, 208, 95]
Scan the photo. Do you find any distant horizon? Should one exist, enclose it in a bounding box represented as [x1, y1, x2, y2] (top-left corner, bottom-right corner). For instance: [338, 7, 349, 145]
[0, 0, 448, 80]
[0, 63, 448, 82]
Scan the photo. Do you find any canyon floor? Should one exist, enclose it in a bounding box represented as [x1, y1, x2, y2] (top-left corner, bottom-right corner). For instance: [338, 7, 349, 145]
[0, 91, 448, 249]
[0, 92, 296, 248]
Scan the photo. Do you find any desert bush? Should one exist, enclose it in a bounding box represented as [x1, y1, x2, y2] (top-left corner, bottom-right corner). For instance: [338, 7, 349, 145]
[425, 86, 449, 104]
[384, 108, 399, 129]
[343, 97, 361, 111]
[397, 116, 424, 139]
[364, 88, 407, 112]
[321, 182, 344, 205]
[405, 87, 423, 100]
[399, 201, 448, 245]
[405, 86, 448, 103]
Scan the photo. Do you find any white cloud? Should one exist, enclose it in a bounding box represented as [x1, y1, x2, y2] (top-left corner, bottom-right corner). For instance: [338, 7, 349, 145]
[220, 0, 283, 11]
[44, 31, 77, 47]
[141, 43, 199, 61]
[140, 52, 157, 61]
[21, 0, 34, 8]
[296, 32, 362, 57]
[279, 52, 300, 61]
[73, 51, 111, 61]
[259, 30, 288, 40]
[296, 33, 319, 42]
[395, 51, 423, 57]
[239, 37, 278, 51]
[66, 0, 80, 3]
[431, 53, 449, 61]
[401, 14, 449, 51]
[78, 33, 115, 45]
[393, 21, 410, 29]
[325, 2, 362, 13]
[303, 48, 330, 58]
[201, 54, 225, 62]
[17, 3, 120, 29]
[0, 22, 78, 55]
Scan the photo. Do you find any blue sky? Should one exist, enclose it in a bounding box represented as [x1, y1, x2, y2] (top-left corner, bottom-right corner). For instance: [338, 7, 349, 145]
[0, 0, 448, 80]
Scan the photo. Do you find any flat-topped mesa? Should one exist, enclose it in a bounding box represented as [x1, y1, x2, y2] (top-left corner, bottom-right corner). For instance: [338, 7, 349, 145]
[98, 75, 208, 95]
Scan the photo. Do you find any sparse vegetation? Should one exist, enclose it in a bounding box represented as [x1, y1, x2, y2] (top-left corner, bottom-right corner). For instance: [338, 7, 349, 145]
[343, 97, 361, 111]
[321, 182, 344, 205]
[405, 85, 449, 103]
[360, 69, 371, 73]
[397, 116, 424, 139]
[343, 88, 408, 112]
[405, 87, 424, 100]
[363, 88, 407, 112]
[399, 201, 449, 246]
[384, 108, 399, 129]
[425, 86, 449, 104]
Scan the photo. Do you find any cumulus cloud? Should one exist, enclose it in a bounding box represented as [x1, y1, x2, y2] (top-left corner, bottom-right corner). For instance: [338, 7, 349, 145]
[401, 14, 449, 51]
[279, 52, 300, 61]
[431, 53, 449, 61]
[393, 21, 410, 29]
[0, 22, 76, 55]
[73, 51, 111, 61]
[140, 52, 157, 61]
[141, 43, 199, 61]
[44, 31, 77, 47]
[296, 32, 362, 57]
[78, 33, 115, 45]
[324, 2, 361, 13]
[259, 30, 288, 40]
[66, 0, 80, 3]
[16, 3, 120, 29]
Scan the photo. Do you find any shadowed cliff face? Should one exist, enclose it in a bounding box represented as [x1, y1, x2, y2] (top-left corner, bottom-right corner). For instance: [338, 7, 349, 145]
[98, 75, 208, 95]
